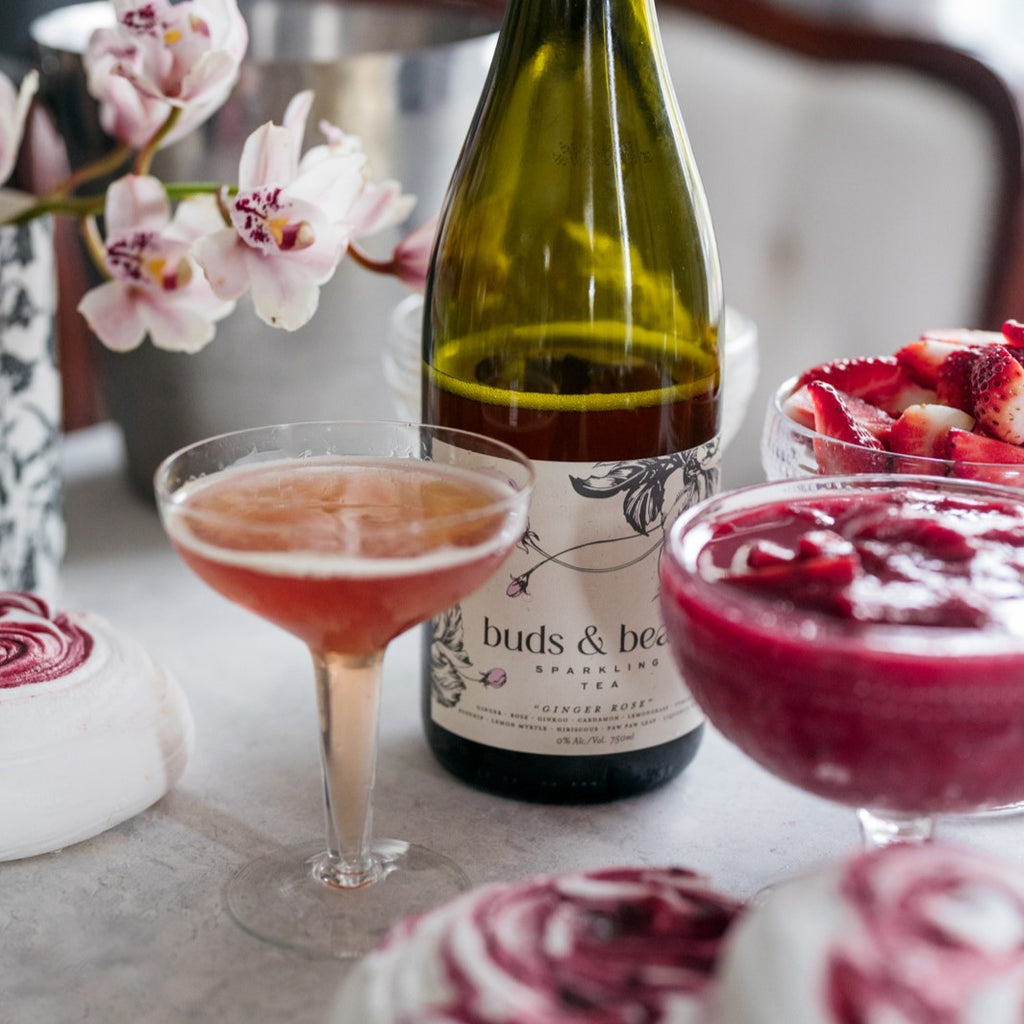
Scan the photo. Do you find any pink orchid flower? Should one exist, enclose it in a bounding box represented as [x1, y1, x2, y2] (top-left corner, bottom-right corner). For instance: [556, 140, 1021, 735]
[78, 175, 235, 352]
[193, 91, 415, 331]
[0, 69, 38, 186]
[85, 0, 248, 149]
[346, 213, 436, 294]
[388, 214, 437, 292]
[305, 116, 429, 290]
[301, 119, 416, 239]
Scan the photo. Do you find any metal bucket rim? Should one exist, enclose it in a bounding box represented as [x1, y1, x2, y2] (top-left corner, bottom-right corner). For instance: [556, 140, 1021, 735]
[30, 0, 500, 63]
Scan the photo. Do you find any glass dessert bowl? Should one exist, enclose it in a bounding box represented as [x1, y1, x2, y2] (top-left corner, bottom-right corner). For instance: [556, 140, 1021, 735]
[659, 474, 1024, 846]
[761, 323, 1024, 485]
[761, 325, 1024, 817]
[762, 374, 1024, 485]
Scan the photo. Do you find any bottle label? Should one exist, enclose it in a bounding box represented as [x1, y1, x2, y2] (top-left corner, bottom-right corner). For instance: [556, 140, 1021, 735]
[428, 438, 719, 755]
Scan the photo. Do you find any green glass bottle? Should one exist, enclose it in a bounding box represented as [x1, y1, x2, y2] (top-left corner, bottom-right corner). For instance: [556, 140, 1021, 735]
[421, 0, 723, 802]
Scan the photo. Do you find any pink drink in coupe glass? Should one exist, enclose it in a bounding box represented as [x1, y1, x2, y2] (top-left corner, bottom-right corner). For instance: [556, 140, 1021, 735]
[155, 421, 533, 958]
[165, 456, 519, 654]
[659, 475, 1024, 841]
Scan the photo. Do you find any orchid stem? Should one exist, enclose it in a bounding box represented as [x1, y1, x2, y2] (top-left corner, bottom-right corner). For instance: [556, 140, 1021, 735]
[134, 107, 183, 176]
[1, 183, 233, 227]
[47, 143, 135, 200]
[164, 182, 232, 199]
[347, 242, 395, 277]
[4, 193, 106, 225]
[80, 215, 110, 279]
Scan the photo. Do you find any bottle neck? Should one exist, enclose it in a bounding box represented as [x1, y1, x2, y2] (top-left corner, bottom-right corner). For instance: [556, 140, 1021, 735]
[500, 0, 658, 26]
[484, 0, 672, 128]
[495, 0, 661, 56]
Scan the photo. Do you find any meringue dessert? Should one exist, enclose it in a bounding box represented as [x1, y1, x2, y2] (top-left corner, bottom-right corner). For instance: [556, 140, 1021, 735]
[716, 842, 1024, 1023]
[0, 591, 194, 860]
[334, 843, 1024, 1022]
[332, 865, 743, 1023]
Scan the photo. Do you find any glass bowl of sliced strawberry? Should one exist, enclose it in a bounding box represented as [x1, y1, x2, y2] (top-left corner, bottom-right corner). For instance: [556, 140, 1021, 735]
[762, 320, 1024, 486]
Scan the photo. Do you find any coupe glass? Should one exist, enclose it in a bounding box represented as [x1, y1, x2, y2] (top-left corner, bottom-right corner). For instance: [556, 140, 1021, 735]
[659, 474, 1024, 848]
[155, 421, 533, 958]
[762, 375, 1024, 821]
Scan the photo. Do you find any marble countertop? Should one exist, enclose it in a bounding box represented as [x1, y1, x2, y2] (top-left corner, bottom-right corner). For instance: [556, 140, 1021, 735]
[3, 422, 1023, 1024]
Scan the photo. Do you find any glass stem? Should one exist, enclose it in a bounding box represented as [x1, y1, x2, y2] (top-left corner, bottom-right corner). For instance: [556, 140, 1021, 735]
[857, 808, 934, 848]
[311, 648, 386, 889]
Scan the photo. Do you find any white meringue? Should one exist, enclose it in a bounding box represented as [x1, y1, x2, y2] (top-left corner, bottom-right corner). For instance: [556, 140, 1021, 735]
[333, 865, 742, 1024]
[0, 592, 194, 860]
[715, 843, 1024, 1024]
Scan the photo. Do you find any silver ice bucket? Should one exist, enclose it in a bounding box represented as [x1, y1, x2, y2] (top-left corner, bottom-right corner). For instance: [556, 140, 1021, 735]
[32, 0, 500, 495]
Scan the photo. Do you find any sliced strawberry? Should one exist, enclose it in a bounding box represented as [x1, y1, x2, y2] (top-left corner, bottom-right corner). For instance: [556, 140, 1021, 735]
[947, 428, 1024, 485]
[920, 327, 1004, 347]
[1002, 319, 1024, 345]
[889, 403, 975, 461]
[896, 330, 1004, 387]
[784, 380, 898, 437]
[793, 356, 934, 416]
[798, 529, 860, 563]
[902, 522, 975, 562]
[731, 531, 859, 582]
[727, 530, 860, 613]
[936, 347, 984, 413]
[780, 384, 816, 430]
[970, 346, 1024, 445]
[896, 338, 965, 388]
[743, 539, 798, 569]
[807, 381, 894, 443]
[726, 552, 859, 590]
[806, 381, 890, 474]
[838, 393, 894, 443]
[794, 355, 897, 391]
[853, 510, 976, 560]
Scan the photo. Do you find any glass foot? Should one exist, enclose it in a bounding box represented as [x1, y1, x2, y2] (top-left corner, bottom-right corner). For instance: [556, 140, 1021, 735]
[226, 838, 470, 959]
[857, 808, 934, 847]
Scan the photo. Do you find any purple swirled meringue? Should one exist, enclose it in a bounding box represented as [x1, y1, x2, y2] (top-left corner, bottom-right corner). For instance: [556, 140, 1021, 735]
[715, 842, 1024, 1023]
[0, 592, 93, 687]
[334, 866, 743, 1023]
[0, 591, 194, 860]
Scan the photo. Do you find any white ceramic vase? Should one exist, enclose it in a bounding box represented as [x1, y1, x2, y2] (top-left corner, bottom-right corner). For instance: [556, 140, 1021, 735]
[0, 191, 62, 601]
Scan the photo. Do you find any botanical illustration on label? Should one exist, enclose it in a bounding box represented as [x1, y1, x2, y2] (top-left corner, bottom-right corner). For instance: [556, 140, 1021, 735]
[429, 438, 719, 755]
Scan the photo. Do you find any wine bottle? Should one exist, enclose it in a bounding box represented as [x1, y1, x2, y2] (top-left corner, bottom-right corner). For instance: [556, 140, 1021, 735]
[421, 0, 723, 802]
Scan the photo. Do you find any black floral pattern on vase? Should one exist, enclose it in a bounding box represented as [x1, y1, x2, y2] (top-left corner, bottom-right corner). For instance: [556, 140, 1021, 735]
[0, 213, 62, 600]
